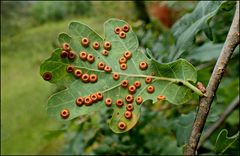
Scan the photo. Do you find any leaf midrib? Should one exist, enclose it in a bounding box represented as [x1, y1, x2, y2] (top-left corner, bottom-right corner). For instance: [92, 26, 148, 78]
[47, 60, 191, 83]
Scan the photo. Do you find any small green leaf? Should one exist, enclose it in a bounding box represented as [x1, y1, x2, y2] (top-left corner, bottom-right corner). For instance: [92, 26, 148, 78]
[215, 129, 239, 155]
[171, 1, 229, 60]
[40, 19, 202, 133]
[175, 112, 195, 146]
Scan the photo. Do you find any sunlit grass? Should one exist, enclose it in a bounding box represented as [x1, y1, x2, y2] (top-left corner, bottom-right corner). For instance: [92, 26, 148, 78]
[1, 1, 138, 153]
[0, 16, 109, 155]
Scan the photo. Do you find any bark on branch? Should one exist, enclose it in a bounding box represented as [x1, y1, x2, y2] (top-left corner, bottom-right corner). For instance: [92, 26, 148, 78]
[184, 2, 240, 155]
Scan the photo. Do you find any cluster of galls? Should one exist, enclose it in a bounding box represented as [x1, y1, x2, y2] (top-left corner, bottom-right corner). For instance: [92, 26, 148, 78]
[98, 62, 112, 73]
[114, 77, 155, 130]
[79, 51, 95, 64]
[121, 77, 155, 95]
[76, 92, 103, 106]
[114, 24, 129, 39]
[61, 38, 111, 64]
[118, 51, 132, 70]
[104, 93, 143, 131]
[42, 42, 78, 82]
[66, 64, 98, 83]
[114, 24, 148, 72]
[60, 92, 103, 119]
[80, 37, 111, 57]
[57, 39, 112, 119]
[60, 38, 113, 80]
[60, 43, 77, 60]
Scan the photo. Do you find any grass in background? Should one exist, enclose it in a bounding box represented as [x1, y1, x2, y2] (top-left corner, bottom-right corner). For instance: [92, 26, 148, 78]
[1, 17, 105, 155]
[1, 20, 68, 154]
[1, 1, 137, 154]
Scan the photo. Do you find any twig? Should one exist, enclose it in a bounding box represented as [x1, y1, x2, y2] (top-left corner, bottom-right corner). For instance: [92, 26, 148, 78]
[198, 96, 239, 149]
[184, 2, 240, 155]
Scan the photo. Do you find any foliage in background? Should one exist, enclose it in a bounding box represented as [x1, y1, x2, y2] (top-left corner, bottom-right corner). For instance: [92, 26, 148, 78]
[31, 1, 92, 24]
[1, 1, 239, 155]
[1, 1, 32, 37]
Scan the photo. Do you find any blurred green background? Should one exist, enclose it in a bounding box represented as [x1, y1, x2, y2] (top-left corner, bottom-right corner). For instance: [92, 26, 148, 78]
[1, 1, 239, 155]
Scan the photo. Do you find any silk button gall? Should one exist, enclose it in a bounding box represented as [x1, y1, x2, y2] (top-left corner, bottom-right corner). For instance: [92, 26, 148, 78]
[81, 37, 90, 47]
[139, 61, 148, 70]
[118, 121, 126, 130]
[135, 96, 143, 105]
[43, 72, 52, 81]
[96, 92, 103, 101]
[90, 94, 98, 103]
[68, 51, 76, 60]
[145, 76, 152, 84]
[124, 111, 132, 119]
[112, 73, 120, 80]
[60, 50, 68, 58]
[97, 62, 106, 70]
[157, 95, 166, 100]
[126, 103, 134, 111]
[147, 85, 155, 93]
[120, 63, 127, 70]
[66, 64, 74, 73]
[121, 80, 128, 88]
[103, 41, 111, 50]
[74, 69, 82, 78]
[119, 31, 126, 39]
[87, 54, 95, 63]
[122, 24, 129, 32]
[62, 43, 70, 51]
[81, 73, 90, 83]
[125, 94, 134, 103]
[124, 51, 132, 60]
[128, 85, 136, 94]
[76, 97, 84, 106]
[105, 98, 112, 107]
[79, 51, 88, 60]
[119, 57, 127, 64]
[102, 50, 109, 56]
[84, 96, 92, 106]
[116, 99, 124, 107]
[60, 109, 70, 119]
[92, 41, 100, 50]
[114, 27, 121, 34]
[134, 81, 141, 88]
[104, 66, 112, 73]
[89, 74, 98, 83]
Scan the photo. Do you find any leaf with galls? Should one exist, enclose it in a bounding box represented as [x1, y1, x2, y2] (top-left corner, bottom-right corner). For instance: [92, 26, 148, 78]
[40, 19, 203, 133]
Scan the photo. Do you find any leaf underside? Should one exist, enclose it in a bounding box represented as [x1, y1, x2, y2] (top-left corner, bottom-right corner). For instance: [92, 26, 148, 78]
[40, 19, 198, 133]
[215, 129, 239, 154]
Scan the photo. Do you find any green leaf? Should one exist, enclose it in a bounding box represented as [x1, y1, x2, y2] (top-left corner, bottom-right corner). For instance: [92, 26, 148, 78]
[186, 42, 223, 62]
[215, 129, 239, 155]
[171, 1, 229, 60]
[175, 112, 195, 146]
[40, 19, 202, 133]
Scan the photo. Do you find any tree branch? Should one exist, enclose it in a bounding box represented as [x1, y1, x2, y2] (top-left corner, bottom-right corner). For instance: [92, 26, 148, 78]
[198, 96, 239, 149]
[184, 2, 240, 155]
